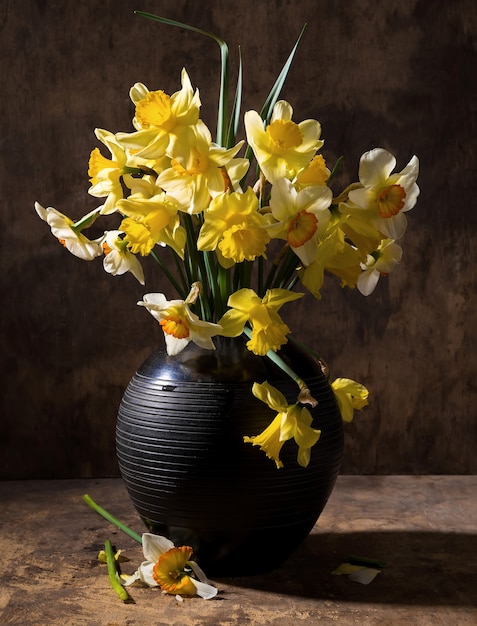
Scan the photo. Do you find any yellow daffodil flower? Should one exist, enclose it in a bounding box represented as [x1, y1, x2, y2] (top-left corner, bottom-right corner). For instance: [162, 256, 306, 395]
[197, 187, 272, 267]
[115, 68, 201, 160]
[347, 148, 420, 240]
[88, 129, 133, 215]
[218, 288, 304, 355]
[244, 381, 321, 468]
[244, 100, 323, 184]
[116, 180, 186, 258]
[100, 230, 145, 285]
[138, 293, 222, 355]
[157, 120, 248, 214]
[35, 202, 102, 260]
[267, 177, 332, 266]
[299, 229, 361, 297]
[357, 238, 403, 296]
[124, 533, 217, 600]
[331, 378, 369, 422]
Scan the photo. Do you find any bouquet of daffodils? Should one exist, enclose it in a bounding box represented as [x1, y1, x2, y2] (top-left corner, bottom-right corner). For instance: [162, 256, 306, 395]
[35, 13, 419, 470]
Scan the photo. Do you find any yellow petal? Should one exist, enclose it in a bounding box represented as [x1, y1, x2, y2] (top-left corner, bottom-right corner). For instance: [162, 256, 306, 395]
[252, 381, 288, 412]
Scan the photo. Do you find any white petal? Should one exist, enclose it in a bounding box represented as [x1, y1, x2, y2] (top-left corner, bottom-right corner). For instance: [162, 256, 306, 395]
[164, 334, 190, 355]
[402, 182, 420, 212]
[376, 212, 408, 240]
[359, 148, 396, 187]
[137, 561, 159, 587]
[142, 532, 174, 562]
[188, 560, 212, 584]
[122, 571, 140, 587]
[191, 578, 218, 600]
[357, 268, 380, 296]
[348, 567, 381, 585]
[34, 201, 48, 220]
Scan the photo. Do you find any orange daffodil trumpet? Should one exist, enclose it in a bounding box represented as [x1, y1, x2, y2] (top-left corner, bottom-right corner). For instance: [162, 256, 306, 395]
[35, 14, 420, 471]
[267, 177, 332, 266]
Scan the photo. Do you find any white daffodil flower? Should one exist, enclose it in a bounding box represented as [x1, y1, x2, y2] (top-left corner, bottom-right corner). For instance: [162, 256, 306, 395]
[138, 293, 222, 355]
[124, 533, 217, 600]
[268, 177, 332, 266]
[35, 202, 102, 260]
[101, 230, 145, 284]
[357, 238, 403, 296]
[348, 148, 419, 240]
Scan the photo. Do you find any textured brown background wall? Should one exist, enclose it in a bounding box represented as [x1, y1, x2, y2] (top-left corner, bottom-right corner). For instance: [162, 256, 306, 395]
[1, 0, 476, 478]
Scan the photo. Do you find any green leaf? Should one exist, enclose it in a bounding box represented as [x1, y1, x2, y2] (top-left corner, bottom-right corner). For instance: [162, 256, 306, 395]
[244, 23, 307, 165]
[226, 48, 243, 149]
[135, 11, 229, 147]
[260, 23, 307, 123]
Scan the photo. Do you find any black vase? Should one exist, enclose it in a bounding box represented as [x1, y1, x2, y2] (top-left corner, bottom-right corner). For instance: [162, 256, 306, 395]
[116, 336, 343, 576]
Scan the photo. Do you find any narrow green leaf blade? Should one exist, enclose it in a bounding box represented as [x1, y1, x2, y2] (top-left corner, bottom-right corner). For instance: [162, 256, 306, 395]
[260, 24, 307, 123]
[226, 48, 243, 148]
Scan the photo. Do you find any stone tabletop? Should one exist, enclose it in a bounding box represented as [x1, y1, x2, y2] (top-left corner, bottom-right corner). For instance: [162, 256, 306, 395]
[0, 476, 475, 625]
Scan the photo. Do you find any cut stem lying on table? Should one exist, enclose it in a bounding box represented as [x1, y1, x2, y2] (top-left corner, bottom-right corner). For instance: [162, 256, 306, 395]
[104, 539, 131, 602]
[82, 494, 142, 544]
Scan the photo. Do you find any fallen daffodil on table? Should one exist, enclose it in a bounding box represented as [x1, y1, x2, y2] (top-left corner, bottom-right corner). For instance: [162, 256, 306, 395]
[124, 533, 218, 600]
[35, 10, 420, 469]
[84, 494, 218, 602]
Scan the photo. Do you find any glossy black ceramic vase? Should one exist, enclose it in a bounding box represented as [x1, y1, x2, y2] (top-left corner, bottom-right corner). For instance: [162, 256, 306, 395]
[116, 337, 344, 576]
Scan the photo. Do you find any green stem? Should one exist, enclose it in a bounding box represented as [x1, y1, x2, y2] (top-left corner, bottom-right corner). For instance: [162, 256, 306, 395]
[287, 334, 329, 378]
[171, 250, 190, 295]
[257, 256, 264, 295]
[82, 494, 143, 544]
[217, 265, 231, 319]
[200, 251, 218, 320]
[104, 539, 130, 602]
[243, 327, 306, 391]
[263, 257, 279, 293]
[183, 214, 199, 284]
[149, 249, 187, 299]
[272, 246, 299, 289]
